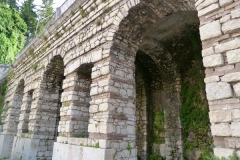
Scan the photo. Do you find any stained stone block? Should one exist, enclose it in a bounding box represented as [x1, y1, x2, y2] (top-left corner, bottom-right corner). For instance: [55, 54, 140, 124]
[209, 110, 232, 123]
[219, 0, 233, 7]
[204, 76, 220, 83]
[203, 54, 224, 67]
[233, 82, 240, 97]
[221, 72, 240, 82]
[211, 124, 231, 136]
[200, 20, 222, 40]
[215, 38, 240, 53]
[206, 82, 232, 100]
[202, 47, 214, 57]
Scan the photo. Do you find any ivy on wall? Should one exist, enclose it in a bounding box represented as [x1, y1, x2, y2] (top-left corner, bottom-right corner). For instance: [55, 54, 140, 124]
[180, 59, 213, 159]
[0, 78, 8, 125]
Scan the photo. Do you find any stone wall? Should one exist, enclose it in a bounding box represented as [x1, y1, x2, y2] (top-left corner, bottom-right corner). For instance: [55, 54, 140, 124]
[197, 0, 240, 158]
[1, 0, 240, 159]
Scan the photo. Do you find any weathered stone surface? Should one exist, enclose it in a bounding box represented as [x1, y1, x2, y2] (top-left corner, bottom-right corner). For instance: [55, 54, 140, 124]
[203, 54, 224, 67]
[221, 72, 240, 82]
[231, 9, 240, 19]
[200, 20, 222, 40]
[82, 147, 115, 160]
[222, 18, 240, 33]
[226, 49, 240, 64]
[198, 4, 219, 17]
[202, 47, 214, 57]
[214, 148, 234, 158]
[233, 109, 240, 120]
[196, 0, 218, 10]
[219, 0, 233, 7]
[204, 76, 219, 83]
[209, 110, 232, 123]
[233, 82, 240, 97]
[231, 122, 240, 136]
[215, 38, 240, 53]
[206, 82, 232, 100]
[211, 124, 231, 136]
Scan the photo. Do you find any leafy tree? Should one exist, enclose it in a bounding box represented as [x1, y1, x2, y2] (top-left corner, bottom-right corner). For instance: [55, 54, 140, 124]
[0, 3, 27, 64]
[20, 0, 38, 41]
[0, 0, 19, 10]
[37, 0, 54, 33]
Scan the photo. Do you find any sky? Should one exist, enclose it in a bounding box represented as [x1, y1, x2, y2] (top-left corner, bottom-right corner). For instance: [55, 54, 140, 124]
[19, 0, 66, 9]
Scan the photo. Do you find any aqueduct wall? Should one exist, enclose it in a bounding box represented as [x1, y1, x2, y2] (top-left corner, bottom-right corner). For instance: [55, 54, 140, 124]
[1, 0, 240, 159]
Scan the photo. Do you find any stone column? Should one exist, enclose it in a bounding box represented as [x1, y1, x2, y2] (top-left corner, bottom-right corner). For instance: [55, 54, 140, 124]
[17, 90, 34, 136]
[59, 71, 91, 137]
[87, 48, 137, 159]
[196, 0, 240, 158]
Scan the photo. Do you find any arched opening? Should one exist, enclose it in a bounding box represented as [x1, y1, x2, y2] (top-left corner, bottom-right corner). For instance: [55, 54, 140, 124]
[134, 11, 211, 159]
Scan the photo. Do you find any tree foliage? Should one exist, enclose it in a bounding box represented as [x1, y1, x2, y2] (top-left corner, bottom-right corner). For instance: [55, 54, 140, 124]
[37, 0, 54, 33]
[0, 0, 19, 10]
[0, 3, 27, 64]
[20, 0, 38, 41]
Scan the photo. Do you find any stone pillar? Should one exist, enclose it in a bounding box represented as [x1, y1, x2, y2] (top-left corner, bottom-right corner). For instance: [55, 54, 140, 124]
[59, 70, 91, 137]
[0, 79, 24, 158]
[87, 48, 137, 159]
[196, 0, 240, 158]
[17, 90, 34, 136]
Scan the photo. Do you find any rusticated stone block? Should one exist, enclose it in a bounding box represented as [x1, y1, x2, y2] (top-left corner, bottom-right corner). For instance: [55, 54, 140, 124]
[221, 72, 240, 82]
[211, 124, 231, 136]
[204, 76, 219, 83]
[203, 54, 224, 67]
[200, 20, 222, 40]
[206, 82, 232, 100]
[220, 0, 233, 7]
[230, 122, 240, 136]
[202, 47, 214, 57]
[222, 18, 240, 33]
[214, 148, 234, 158]
[209, 110, 232, 123]
[233, 82, 240, 97]
[226, 49, 240, 64]
[215, 38, 240, 53]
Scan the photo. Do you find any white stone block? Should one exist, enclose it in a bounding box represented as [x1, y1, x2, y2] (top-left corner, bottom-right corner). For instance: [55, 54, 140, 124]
[231, 122, 240, 136]
[204, 76, 220, 83]
[215, 38, 240, 53]
[226, 49, 240, 64]
[82, 147, 115, 160]
[200, 20, 222, 40]
[211, 124, 231, 136]
[202, 47, 214, 57]
[219, 0, 233, 7]
[222, 72, 240, 82]
[203, 54, 224, 67]
[209, 110, 232, 123]
[234, 82, 240, 97]
[196, 0, 218, 10]
[222, 18, 240, 33]
[198, 4, 219, 17]
[206, 82, 232, 100]
[214, 148, 234, 158]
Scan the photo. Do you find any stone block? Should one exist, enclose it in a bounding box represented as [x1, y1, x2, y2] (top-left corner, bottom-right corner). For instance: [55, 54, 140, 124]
[200, 20, 222, 40]
[209, 110, 232, 123]
[214, 148, 234, 158]
[231, 9, 240, 19]
[198, 4, 219, 17]
[220, 0, 233, 7]
[226, 49, 240, 64]
[202, 47, 214, 57]
[233, 82, 240, 97]
[196, 0, 218, 10]
[82, 147, 115, 160]
[215, 38, 240, 53]
[222, 18, 240, 33]
[204, 76, 219, 83]
[203, 54, 224, 67]
[222, 72, 240, 82]
[232, 109, 240, 120]
[231, 122, 240, 136]
[206, 82, 232, 100]
[211, 124, 231, 136]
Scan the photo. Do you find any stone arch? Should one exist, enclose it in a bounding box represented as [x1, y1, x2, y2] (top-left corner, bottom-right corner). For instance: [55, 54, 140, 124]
[109, 1, 208, 159]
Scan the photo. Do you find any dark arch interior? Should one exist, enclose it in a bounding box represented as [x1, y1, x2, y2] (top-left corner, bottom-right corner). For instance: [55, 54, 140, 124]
[135, 11, 211, 160]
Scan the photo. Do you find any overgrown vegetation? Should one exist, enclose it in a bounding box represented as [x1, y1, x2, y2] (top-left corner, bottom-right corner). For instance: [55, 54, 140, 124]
[0, 78, 8, 124]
